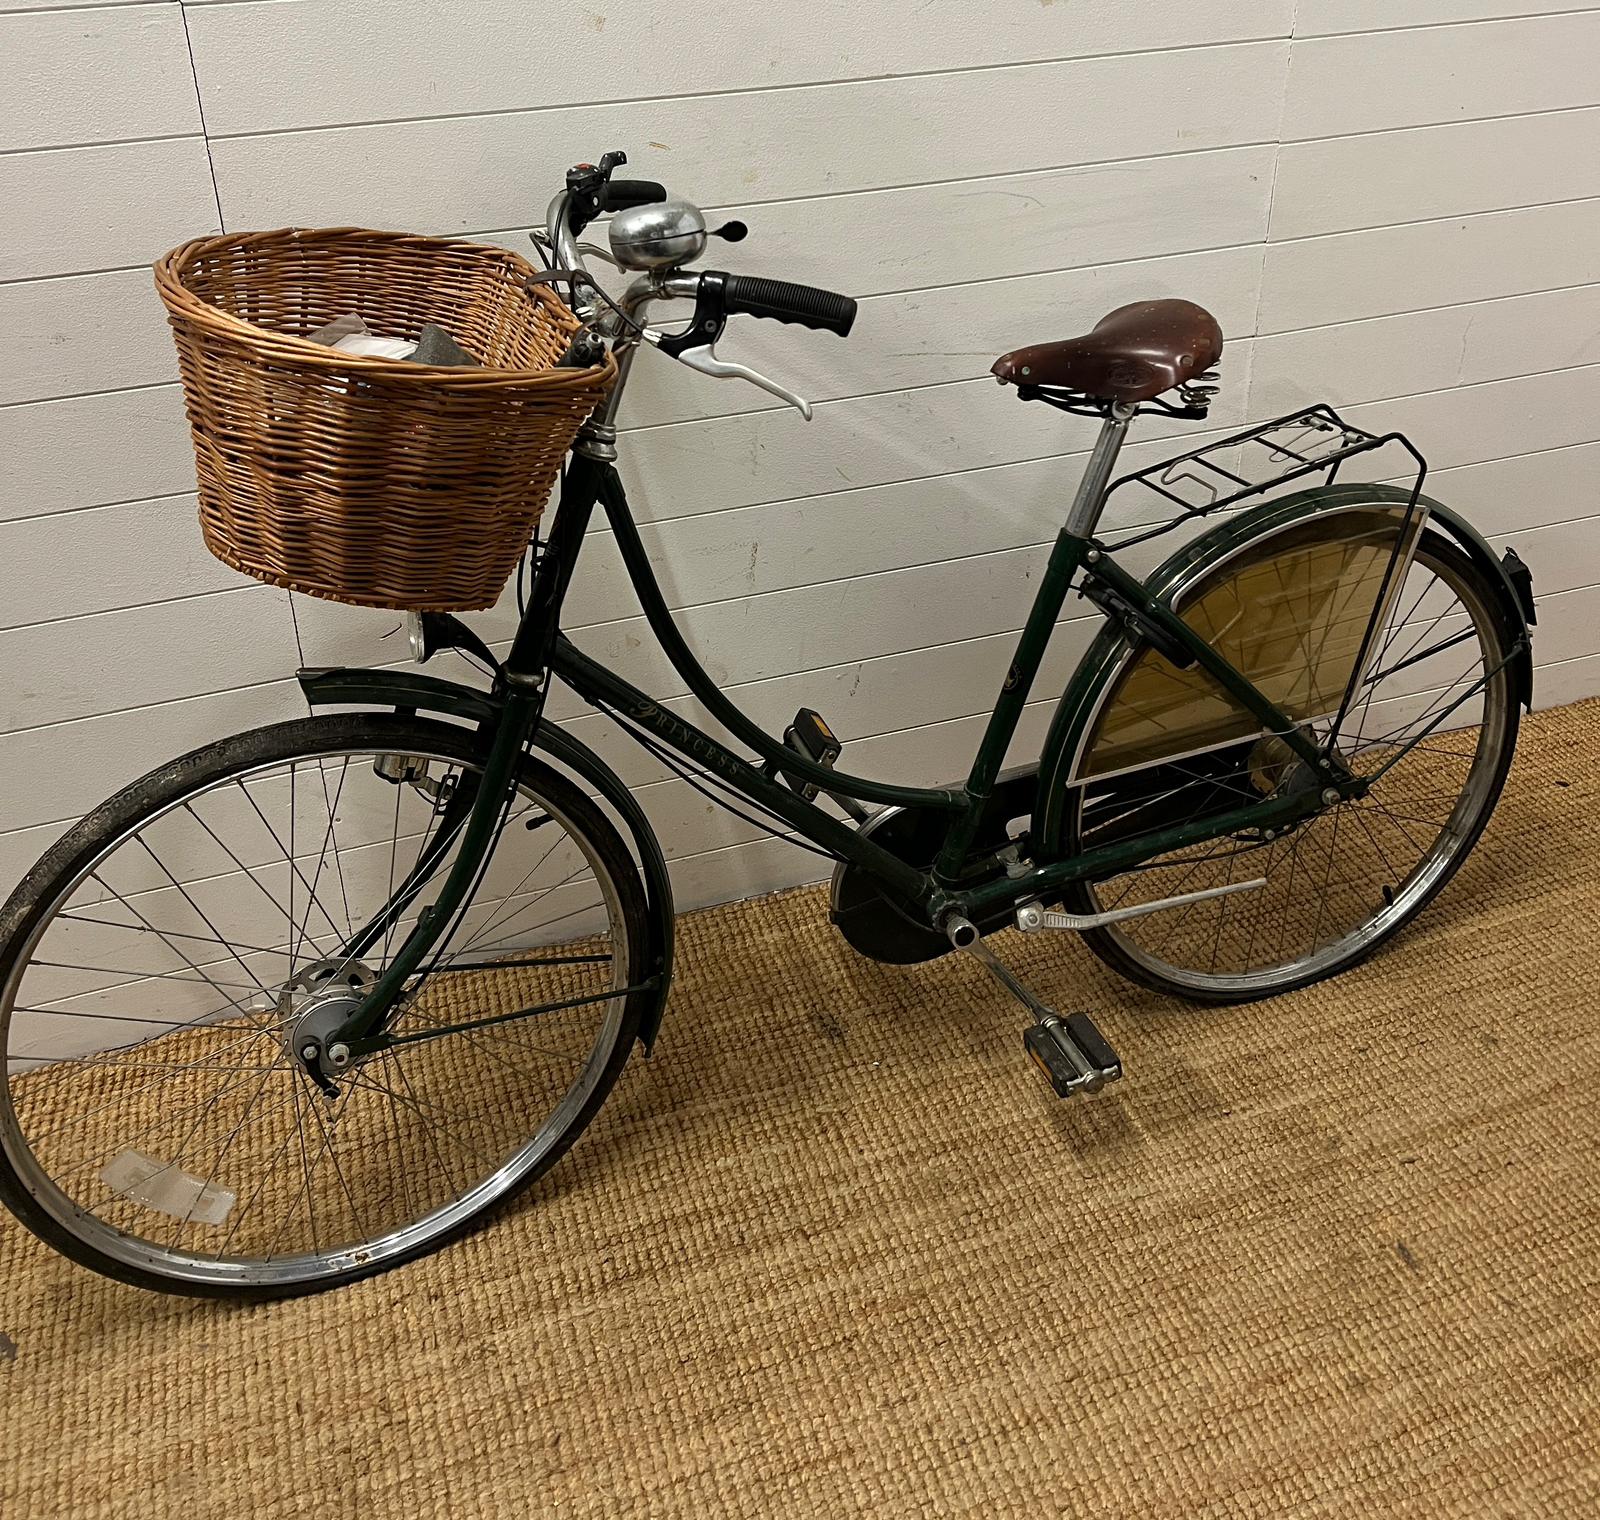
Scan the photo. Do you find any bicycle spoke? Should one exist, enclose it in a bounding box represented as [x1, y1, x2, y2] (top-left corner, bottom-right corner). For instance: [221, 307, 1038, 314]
[3, 730, 635, 1291]
[312, 758, 357, 939]
[234, 777, 342, 960]
[1074, 534, 1511, 990]
[129, 841, 269, 997]
[83, 872, 260, 1021]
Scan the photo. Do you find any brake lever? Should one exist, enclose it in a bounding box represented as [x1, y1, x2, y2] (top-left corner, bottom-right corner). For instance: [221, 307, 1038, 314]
[654, 336, 813, 420]
[574, 241, 624, 269]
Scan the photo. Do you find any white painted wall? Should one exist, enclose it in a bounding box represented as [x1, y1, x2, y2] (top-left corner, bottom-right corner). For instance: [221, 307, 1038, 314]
[2, 1, 1598, 911]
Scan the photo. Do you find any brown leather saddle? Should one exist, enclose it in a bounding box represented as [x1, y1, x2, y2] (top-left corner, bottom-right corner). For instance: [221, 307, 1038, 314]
[992, 299, 1223, 405]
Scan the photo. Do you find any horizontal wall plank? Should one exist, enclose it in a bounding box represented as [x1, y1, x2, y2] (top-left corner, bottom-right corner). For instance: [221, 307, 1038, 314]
[610, 350, 1255, 529]
[0, 690, 1062, 941]
[1251, 283, 1600, 416]
[570, 439, 1237, 627]
[280, 422, 1245, 670]
[207, 42, 1286, 232]
[0, 494, 232, 629]
[1257, 197, 1600, 332]
[1413, 442, 1600, 537]
[1530, 650, 1600, 712]
[522, 147, 1275, 310]
[616, 246, 1264, 431]
[0, 677, 306, 840]
[1506, 523, 1600, 611]
[185, 0, 1293, 136]
[1295, 1, 1597, 37]
[1283, 12, 1600, 140]
[293, 541, 1094, 715]
[0, 384, 190, 521]
[0, 267, 175, 406]
[0, 623, 1062, 878]
[1270, 107, 1600, 241]
[0, 1, 162, 10]
[0, 691, 1049, 928]
[0, 585, 296, 733]
[0, 3, 199, 151]
[553, 629, 1088, 796]
[0, 137, 217, 283]
[1341, 363, 1600, 472]
[1509, 585, 1591, 667]
[665, 834, 826, 917]
[0, 618, 998, 843]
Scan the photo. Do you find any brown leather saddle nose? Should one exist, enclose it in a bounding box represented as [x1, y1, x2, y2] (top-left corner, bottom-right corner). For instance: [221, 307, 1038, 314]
[992, 299, 1223, 405]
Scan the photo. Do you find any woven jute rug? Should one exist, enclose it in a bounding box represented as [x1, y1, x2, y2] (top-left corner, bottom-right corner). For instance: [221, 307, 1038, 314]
[4, 700, 1598, 1518]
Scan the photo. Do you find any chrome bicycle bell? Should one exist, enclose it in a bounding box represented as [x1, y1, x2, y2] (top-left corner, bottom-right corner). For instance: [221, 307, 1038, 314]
[608, 198, 708, 270]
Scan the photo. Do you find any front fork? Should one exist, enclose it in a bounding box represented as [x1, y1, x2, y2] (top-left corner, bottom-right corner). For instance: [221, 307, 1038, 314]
[312, 449, 613, 1066]
[317, 686, 546, 1067]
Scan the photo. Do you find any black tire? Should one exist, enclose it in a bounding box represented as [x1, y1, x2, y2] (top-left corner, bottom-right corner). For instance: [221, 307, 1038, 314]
[1056, 533, 1522, 1005]
[0, 713, 659, 1298]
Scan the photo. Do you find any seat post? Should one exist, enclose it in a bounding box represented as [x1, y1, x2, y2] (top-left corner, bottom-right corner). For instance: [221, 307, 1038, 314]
[1064, 402, 1135, 539]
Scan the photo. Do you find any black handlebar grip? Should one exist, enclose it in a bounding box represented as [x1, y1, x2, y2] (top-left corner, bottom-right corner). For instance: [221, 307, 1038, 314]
[721, 274, 857, 337]
[600, 179, 667, 211]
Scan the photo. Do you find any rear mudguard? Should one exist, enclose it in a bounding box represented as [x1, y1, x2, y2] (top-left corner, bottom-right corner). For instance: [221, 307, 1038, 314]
[1032, 483, 1536, 859]
[297, 667, 676, 1052]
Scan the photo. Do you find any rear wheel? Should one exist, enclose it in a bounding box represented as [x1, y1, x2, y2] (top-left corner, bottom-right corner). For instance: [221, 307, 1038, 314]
[1058, 529, 1521, 1002]
[0, 714, 655, 1297]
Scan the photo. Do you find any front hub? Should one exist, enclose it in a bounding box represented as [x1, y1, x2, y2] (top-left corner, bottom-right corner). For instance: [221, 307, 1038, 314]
[274, 960, 381, 1089]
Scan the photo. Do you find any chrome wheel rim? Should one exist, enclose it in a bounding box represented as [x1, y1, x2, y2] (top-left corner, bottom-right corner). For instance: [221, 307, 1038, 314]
[1071, 540, 1513, 995]
[0, 740, 631, 1290]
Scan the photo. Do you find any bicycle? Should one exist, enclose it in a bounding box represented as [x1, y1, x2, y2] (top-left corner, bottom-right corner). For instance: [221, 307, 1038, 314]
[0, 153, 1537, 1297]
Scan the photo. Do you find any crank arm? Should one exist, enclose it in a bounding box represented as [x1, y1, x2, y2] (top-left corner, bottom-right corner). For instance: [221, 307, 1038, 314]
[1015, 875, 1267, 932]
[943, 914, 1121, 1097]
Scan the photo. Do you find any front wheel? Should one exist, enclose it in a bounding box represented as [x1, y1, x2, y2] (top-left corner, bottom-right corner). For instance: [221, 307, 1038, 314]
[1057, 528, 1522, 1003]
[0, 713, 657, 1297]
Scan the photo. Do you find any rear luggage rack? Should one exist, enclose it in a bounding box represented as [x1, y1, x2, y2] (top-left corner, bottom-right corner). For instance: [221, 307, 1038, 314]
[1099, 403, 1427, 553]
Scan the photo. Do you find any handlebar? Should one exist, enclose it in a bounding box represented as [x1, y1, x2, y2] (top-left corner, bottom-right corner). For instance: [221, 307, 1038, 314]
[722, 274, 856, 337]
[601, 179, 667, 213]
[542, 151, 856, 418]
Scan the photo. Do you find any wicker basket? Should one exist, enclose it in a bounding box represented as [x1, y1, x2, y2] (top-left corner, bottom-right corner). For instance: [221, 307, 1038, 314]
[154, 227, 616, 611]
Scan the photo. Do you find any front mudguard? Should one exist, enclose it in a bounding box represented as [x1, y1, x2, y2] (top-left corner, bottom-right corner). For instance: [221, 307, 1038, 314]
[1032, 483, 1536, 858]
[297, 666, 676, 1051]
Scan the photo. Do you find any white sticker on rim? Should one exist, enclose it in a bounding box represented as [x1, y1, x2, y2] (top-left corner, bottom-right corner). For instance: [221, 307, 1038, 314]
[100, 1150, 236, 1227]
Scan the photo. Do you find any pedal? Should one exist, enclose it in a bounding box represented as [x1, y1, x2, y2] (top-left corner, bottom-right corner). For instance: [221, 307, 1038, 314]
[1023, 1013, 1123, 1099]
[943, 913, 1124, 1102]
[779, 708, 841, 800]
[768, 708, 868, 821]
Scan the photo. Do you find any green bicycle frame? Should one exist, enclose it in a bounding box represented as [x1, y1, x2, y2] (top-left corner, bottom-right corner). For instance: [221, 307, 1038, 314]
[316, 407, 1379, 1056]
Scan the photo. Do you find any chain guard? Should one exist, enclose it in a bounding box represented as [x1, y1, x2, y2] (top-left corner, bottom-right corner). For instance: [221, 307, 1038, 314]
[828, 804, 1018, 965]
